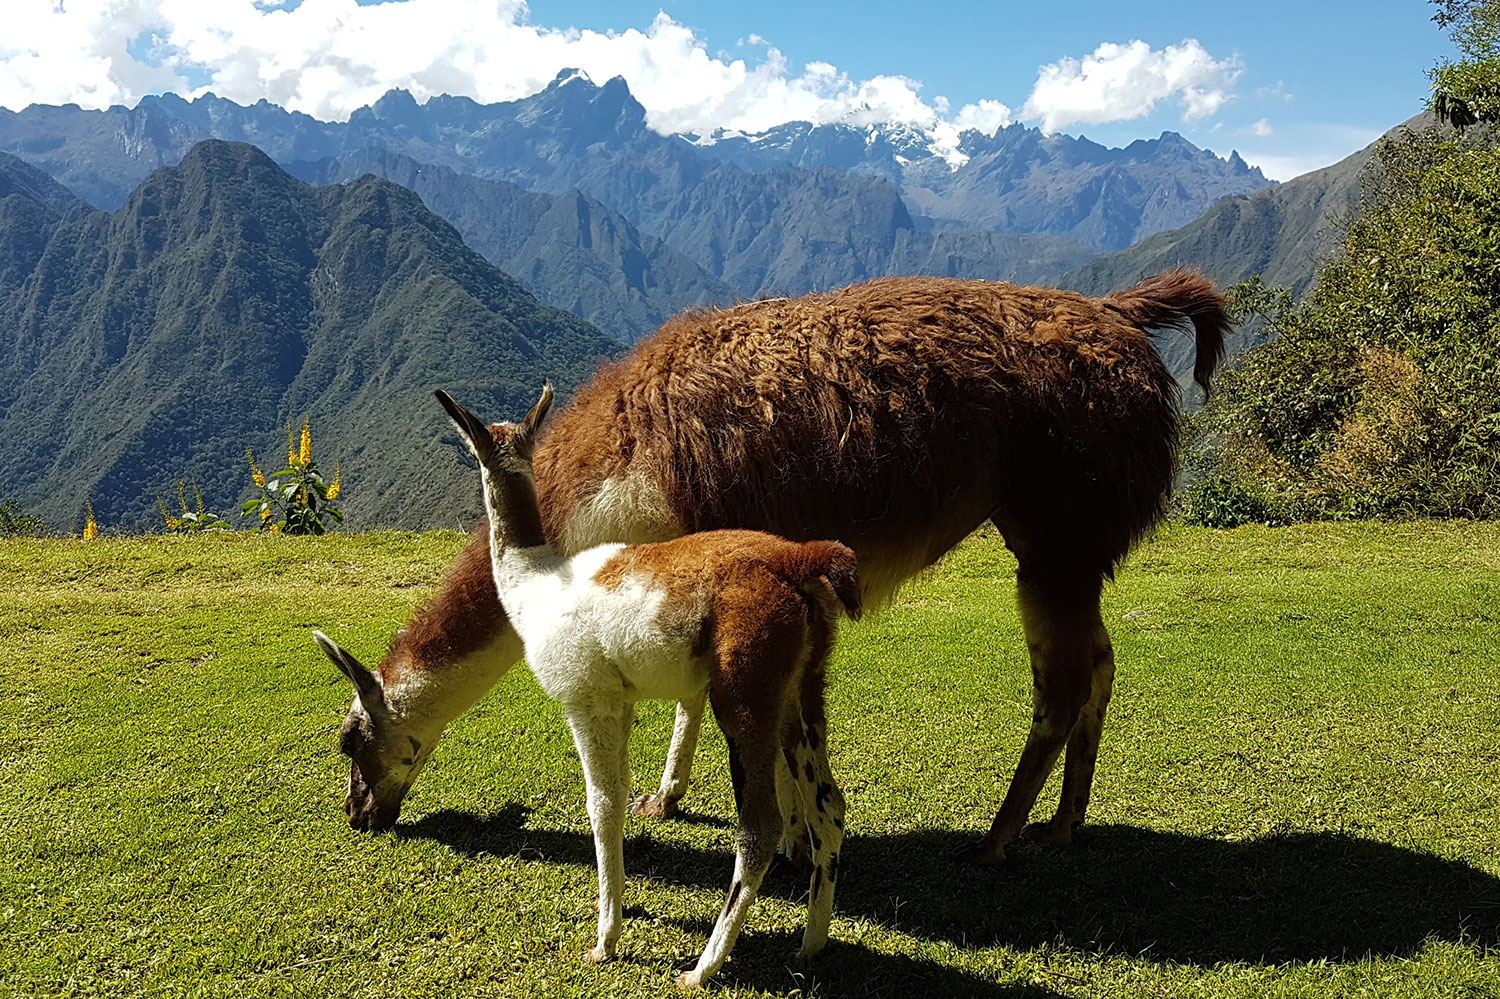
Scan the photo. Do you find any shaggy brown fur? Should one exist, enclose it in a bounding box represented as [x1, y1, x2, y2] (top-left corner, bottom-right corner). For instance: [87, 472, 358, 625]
[377, 270, 1229, 859]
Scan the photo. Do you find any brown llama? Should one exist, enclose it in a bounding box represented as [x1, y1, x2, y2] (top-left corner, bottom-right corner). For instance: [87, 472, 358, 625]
[315, 270, 1229, 865]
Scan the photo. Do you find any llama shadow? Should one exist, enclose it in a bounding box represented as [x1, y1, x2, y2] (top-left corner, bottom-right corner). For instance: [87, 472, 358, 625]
[834, 824, 1500, 965]
[397, 809, 1500, 969]
[398, 805, 1058, 997]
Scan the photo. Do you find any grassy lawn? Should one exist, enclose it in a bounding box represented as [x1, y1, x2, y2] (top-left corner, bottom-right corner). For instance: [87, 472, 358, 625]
[2, 521, 1498, 998]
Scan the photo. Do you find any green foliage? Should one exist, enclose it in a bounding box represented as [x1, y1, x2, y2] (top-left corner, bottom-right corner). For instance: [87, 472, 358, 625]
[156, 478, 232, 533]
[1431, 0, 1500, 127]
[1181, 476, 1271, 529]
[1193, 119, 1500, 522]
[241, 418, 345, 535]
[0, 497, 46, 537]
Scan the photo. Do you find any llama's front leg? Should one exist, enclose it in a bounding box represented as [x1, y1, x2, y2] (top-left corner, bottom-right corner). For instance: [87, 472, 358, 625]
[566, 703, 633, 963]
[632, 688, 706, 819]
[678, 737, 782, 989]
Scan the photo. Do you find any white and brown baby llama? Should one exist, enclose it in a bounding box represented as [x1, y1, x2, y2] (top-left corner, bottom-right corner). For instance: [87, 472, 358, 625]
[431, 383, 860, 986]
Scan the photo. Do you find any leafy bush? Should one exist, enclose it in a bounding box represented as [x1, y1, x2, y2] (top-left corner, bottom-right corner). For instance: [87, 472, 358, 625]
[1193, 124, 1500, 522]
[0, 499, 46, 538]
[242, 417, 344, 535]
[1181, 477, 1270, 529]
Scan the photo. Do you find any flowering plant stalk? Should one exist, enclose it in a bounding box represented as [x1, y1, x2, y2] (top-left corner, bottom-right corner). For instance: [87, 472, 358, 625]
[158, 477, 231, 532]
[242, 417, 344, 535]
[81, 495, 99, 540]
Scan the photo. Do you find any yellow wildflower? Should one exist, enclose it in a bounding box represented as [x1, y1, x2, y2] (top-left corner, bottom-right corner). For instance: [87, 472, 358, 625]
[260, 504, 272, 523]
[299, 416, 312, 466]
[269, 522, 281, 535]
[156, 494, 174, 529]
[247, 449, 266, 488]
[82, 498, 98, 541]
[326, 461, 341, 501]
[286, 423, 297, 467]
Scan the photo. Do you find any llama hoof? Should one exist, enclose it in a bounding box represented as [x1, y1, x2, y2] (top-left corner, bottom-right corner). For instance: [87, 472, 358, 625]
[583, 946, 612, 964]
[629, 791, 680, 820]
[953, 838, 1007, 865]
[1019, 820, 1074, 845]
[789, 949, 817, 971]
[676, 970, 705, 989]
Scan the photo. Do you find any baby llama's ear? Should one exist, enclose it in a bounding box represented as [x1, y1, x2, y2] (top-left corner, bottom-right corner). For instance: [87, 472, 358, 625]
[313, 630, 386, 713]
[516, 380, 554, 458]
[434, 390, 494, 463]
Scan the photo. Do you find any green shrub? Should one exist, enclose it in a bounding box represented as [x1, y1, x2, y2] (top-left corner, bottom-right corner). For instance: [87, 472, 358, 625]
[242, 417, 345, 536]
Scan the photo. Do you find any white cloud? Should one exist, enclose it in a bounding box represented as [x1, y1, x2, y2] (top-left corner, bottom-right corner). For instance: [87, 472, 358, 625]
[0, 0, 1010, 150]
[1020, 39, 1241, 132]
[1251, 117, 1273, 137]
[1239, 123, 1383, 182]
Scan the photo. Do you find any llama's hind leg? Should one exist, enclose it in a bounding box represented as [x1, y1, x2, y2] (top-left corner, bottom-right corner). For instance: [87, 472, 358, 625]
[956, 572, 1103, 865]
[791, 714, 844, 964]
[1021, 634, 1114, 844]
[678, 736, 783, 989]
[631, 689, 706, 820]
[775, 720, 811, 874]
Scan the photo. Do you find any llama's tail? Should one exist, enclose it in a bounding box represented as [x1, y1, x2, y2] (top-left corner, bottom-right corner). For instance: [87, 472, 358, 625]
[796, 540, 863, 622]
[1101, 269, 1231, 398]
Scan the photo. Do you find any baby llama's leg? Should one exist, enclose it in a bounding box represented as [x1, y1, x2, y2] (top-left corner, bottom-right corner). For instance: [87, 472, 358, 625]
[678, 735, 784, 988]
[775, 716, 812, 874]
[792, 708, 844, 965]
[566, 701, 634, 963]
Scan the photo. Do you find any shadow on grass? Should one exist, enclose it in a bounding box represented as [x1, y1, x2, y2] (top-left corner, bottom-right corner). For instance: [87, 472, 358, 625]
[399, 806, 1062, 996]
[841, 824, 1500, 964]
[398, 809, 1500, 968]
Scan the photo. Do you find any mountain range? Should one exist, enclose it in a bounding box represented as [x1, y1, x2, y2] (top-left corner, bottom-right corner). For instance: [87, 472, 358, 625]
[0, 142, 617, 532]
[0, 72, 1268, 322]
[687, 119, 1268, 252]
[0, 74, 1398, 531]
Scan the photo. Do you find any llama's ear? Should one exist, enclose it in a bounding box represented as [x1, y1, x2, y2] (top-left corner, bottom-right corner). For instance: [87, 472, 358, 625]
[517, 380, 554, 453]
[434, 390, 493, 462]
[313, 630, 385, 712]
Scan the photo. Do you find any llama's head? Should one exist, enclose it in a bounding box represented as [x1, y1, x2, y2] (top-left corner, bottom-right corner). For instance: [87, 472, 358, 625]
[313, 630, 433, 832]
[434, 382, 553, 477]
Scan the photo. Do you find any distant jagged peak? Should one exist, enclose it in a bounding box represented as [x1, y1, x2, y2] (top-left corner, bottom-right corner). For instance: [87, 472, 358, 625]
[548, 68, 595, 89]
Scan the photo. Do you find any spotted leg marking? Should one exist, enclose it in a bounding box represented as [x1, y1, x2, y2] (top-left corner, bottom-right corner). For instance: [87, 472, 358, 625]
[791, 717, 844, 964]
[775, 717, 812, 874]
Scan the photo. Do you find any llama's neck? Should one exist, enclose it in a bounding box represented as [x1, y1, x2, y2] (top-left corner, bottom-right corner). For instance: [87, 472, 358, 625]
[480, 462, 561, 595]
[480, 462, 551, 551]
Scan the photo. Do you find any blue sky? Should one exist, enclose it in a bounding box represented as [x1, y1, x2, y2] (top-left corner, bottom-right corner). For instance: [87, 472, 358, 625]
[533, 0, 1456, 178]
[0, 0, 1461, 180]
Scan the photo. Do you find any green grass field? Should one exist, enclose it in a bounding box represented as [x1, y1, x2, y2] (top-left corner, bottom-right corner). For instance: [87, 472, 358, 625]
[2, 522, 1498, 998]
